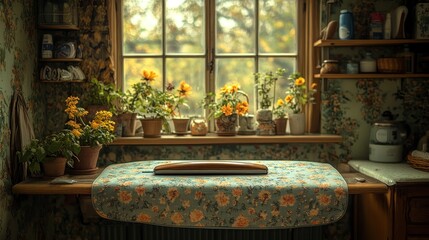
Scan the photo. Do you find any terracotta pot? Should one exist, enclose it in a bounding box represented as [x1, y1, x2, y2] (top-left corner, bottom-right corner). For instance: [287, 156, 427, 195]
[275, 118, 287, 135]
[289, 112, 305, 135]
[140, 118, 163, 138]
[215, 114, 237, 136]
[42, 157, 67, 177]
[172, 118, 189, 135]
[74, 145, 102, 170]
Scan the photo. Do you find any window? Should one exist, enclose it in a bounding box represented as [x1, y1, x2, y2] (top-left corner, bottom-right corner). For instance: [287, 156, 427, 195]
[118, 0, 302, 118]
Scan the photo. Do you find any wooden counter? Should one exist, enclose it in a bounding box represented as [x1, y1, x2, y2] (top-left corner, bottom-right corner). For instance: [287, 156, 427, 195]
[12, 169, 387, 195]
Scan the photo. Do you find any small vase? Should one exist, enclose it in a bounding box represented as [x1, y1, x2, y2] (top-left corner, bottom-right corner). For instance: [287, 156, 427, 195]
[274, 118, 287, 135]
[43, 157, 67, 177]
[120, 112, 137, 137]
[70, 145, 102, 175]
[215, 114, 238, 136]
[190, 117, 208, 136]
[140, 118, 163, 138]
[172, 118, 190, 135]
[289, 112, 305, 135]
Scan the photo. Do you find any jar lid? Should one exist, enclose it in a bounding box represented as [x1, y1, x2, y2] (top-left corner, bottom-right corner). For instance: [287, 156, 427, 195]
[323, 60, 339, 63]
[340, 9, 350, 13]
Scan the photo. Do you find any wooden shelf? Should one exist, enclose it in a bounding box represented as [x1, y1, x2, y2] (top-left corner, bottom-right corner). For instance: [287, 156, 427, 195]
[110, 134, 343, 145]
[314, 39, 429, 47]
[38, 24, 79, 30]
[40, 58, 83, 62]
[40, 80, 85, 83]
[314, 73, 429, 79]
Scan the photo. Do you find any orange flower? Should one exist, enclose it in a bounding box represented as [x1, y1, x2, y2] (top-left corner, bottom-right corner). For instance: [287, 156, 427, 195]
[311, 82, 317, 89]
[215, 192, 230, 207]
[170, 212, 184, 225]
[285, 95, 293, 103]
[232, 215, 249, 228]
[221, 104, 233, 116]
[178, 80, 192, 97]
[279, 194, 295, 207]
[236, 101, 249, 116]
[167, 188, 180, 202]
[137, 213, 151, 223]
[317, 194, 331, 206]
[190, 209, 204, 223]
[118, 190, 132, 204]
[258, 190, 271, 203]
[295, 77, 305, 86]
[142, 70, 158, 81]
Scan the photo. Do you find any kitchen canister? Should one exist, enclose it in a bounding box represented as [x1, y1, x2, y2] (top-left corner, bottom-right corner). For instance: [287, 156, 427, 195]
[320, 60, 339, 74]
[339, 9, 354, 40]
[42, 34, 53, 59]
[360, 52, 377, 73]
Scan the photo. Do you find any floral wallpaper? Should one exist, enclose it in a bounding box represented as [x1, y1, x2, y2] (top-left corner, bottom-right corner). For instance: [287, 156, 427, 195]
[0, 0, 428, 240]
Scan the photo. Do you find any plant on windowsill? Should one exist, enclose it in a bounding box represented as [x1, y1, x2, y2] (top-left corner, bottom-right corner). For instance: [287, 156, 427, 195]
[18, 130, 81, 177]
[64, 96, 116, 173]
[166, 80, 193, 135]
[273, 98, 288, 135]
[86, 78, 121, 114]
[130, 70, 171, 137]
[284, 72, 317, 135]
[254, 68, 286, 135]
[202, 83, 249, 136]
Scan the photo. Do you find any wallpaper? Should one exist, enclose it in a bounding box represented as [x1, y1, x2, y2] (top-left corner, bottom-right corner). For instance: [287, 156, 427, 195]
[0, 0, 428, 240]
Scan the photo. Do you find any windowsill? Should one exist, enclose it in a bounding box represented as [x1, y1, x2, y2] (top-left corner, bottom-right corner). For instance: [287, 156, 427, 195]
[109, 134, 342, 145]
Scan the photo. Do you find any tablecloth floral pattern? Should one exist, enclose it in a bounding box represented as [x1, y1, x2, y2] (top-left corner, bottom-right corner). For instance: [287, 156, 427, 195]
[91, 160, 348, 229]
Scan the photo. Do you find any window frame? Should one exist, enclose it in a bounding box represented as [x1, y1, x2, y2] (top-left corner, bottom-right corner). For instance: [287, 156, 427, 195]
[115, 0, 315, 133]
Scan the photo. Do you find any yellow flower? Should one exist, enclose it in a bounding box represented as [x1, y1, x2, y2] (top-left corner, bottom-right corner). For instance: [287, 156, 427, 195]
[311, 82, 317, 89]
[142, 70, 157, 81]
[295, 77, 305, 86]
[221, 104, 233, 116]
[276, 99, 284, 106]
[285, 95, 293, 103]
[71, 128, 82, 137]
[230, 84, 240, 93]
[178, 80, 192, 97]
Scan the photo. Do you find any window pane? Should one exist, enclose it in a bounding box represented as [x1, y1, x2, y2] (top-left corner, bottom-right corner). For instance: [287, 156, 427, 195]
[216, 58, 256, 114]
[259, 0, 297, 54]
[166, 0, 205, 54]
[166, 58, 205, 117]
[123, 58, 163, 92]
[123, 0, 162, 54]
[259, 57, 296, 105]
[216, 0, 255, 54]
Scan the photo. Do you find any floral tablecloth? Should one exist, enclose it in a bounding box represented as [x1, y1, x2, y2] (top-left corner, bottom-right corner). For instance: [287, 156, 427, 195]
[91, 160, 348, 229]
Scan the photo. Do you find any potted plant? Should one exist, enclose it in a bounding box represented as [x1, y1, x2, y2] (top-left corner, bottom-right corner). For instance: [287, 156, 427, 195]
[64, 96, 116, 174]
[18, 130, 81, 177]
[166, 80, 192, 135]
[130, 70, 171, 138]
[202, 83, 249, 136]
[284, 72, 317, 135]
[273, 98, 288, 135]
[254, 68, 286, 135]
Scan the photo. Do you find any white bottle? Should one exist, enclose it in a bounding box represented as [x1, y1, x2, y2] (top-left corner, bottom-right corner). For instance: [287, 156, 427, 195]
[384, 13, 391, 39]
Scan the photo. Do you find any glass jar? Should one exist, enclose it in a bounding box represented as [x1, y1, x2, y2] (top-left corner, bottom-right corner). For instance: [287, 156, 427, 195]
[320, 60, 339, 74]
[190, 117, 208, 136]
[360, 52, 377, 73]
